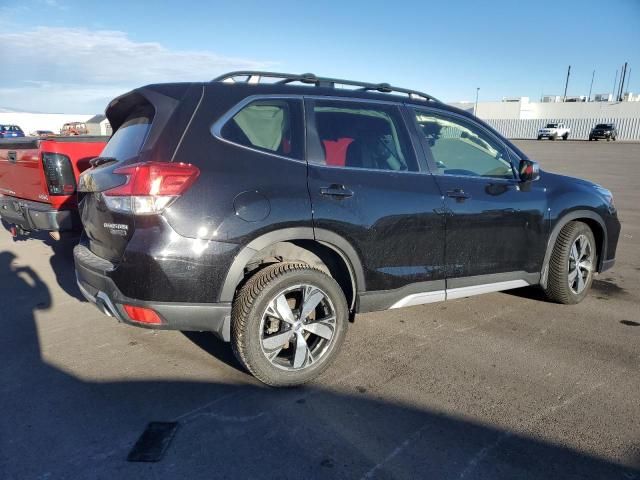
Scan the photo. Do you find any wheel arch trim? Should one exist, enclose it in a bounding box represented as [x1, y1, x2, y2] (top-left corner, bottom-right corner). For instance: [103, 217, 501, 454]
[219, 227, 365, 307]
[540, 209, 608, 288]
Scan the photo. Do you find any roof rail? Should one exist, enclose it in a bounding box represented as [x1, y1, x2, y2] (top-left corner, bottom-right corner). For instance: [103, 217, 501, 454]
[212, 71, 440, 103]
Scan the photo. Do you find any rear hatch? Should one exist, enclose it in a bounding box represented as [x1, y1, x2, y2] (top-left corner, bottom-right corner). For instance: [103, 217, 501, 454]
[0, 138, 46, 201]
[77, 84, 202, 262]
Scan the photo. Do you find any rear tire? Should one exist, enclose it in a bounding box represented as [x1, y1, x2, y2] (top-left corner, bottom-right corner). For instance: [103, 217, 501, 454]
[231, 262, 348, 387]
[550, 135, 556, 141]
[544, 221, 596, 305]
[562, 133, 568, 140]
[537, 136, 542, 140]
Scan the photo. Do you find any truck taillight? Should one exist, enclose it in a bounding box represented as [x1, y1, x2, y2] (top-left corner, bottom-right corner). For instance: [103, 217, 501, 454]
[42, 153, 76, 196]
[103, 161, 200, 215]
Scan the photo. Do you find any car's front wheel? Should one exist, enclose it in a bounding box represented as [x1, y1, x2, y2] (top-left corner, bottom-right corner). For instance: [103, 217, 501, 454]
[544, 221, 596, 304]
[231, 262, 348, 387]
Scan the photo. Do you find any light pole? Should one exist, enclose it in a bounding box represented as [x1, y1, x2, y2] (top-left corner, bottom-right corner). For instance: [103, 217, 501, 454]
[474, 87, 480, 116]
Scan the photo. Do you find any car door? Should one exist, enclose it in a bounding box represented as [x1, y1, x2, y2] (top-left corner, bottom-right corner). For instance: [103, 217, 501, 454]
[305, 98, 446, 297]
[409, 107, 548, 286]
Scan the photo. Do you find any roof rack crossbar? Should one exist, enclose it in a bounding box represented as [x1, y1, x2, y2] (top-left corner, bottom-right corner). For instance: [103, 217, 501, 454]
[212, 71, 440, 102]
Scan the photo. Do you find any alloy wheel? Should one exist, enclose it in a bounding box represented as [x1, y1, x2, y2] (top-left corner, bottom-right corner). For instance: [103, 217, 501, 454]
[259, 284, 336, 371]
[568, 234, 593, 294]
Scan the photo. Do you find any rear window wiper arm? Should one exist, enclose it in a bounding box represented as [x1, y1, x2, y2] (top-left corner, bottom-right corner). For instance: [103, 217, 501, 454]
[89, 156, 117, 168]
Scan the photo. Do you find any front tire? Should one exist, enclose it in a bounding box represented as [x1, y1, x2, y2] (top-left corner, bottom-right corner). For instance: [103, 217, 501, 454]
[544, 221, 596, 304]
[231, 262, 348, 387]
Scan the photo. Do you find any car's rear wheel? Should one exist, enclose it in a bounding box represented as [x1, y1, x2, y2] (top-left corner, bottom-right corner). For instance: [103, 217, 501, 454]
[544, 221, 596, 304]
[537, 136, 542, 140]
[562, 133, 568, 140]
[231, 262, 348, 387]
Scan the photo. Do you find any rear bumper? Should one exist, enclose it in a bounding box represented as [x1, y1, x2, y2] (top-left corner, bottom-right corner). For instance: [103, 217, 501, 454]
[590, 133, 611, 139]
[0, 196, 78, 232]
[74, 244, 232, 341]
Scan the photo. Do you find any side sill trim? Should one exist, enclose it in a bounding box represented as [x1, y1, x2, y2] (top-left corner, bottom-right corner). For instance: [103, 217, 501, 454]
[390, 291, 446, 309]
[388, 279, 530, 309]
[446, 279, 529, 300]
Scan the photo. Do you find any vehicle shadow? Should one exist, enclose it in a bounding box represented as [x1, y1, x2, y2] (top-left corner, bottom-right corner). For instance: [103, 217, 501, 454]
[503, 285, 551, 302]
[1, 250, 638, 479]
[0, 219, 85, 302]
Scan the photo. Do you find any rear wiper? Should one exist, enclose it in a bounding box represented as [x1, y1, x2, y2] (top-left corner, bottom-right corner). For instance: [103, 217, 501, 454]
[89, 156, 117, 168]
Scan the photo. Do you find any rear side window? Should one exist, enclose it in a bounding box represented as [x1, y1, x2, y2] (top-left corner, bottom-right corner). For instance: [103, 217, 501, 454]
[309, 100, 417, 172]
[101, 106, 154, 161]
[219, 99, 303, 159]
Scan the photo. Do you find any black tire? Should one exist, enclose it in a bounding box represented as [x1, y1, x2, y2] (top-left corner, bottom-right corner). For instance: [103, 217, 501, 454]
[549, 135, 555, 141]
[607, 137, 611, 142]
[562, 133, 568, 140]
[231, 262, 348, 387]
[537, 136, 542, 140]
[589, 136, 593, 141]
[544, 221, 596, 304]
[612, 136, 616, 141]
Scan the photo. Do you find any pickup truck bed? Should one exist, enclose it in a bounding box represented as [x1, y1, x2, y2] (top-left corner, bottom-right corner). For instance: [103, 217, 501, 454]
[0, 136, 108, 234]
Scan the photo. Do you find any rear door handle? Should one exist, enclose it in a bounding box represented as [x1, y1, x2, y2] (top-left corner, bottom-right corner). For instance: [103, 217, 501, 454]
[320, 184, 354, 198]
[446, 189, 471, 200]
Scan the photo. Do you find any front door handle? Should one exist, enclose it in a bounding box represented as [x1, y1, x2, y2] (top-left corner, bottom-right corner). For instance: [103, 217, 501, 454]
[320, 184, 354, 198]
[446, 189, 471, 200]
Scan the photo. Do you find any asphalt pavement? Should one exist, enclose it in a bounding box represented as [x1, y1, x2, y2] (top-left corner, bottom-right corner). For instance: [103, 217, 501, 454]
[1, 140, 638, 479]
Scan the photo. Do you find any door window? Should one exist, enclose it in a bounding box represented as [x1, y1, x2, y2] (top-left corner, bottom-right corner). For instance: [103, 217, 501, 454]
[310, 100, 417, 172]
[219, 99, 303, 159]
[413, 110, 514, 179]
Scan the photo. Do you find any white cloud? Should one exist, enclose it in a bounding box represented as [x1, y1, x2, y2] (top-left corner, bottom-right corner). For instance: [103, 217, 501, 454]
[0, 26, 274, 113]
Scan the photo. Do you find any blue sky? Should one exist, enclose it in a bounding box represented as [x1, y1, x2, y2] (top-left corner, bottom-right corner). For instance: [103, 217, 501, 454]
[1, 0, 639, 113]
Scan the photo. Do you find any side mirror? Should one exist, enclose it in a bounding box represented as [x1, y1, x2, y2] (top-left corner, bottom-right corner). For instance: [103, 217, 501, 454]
[519, 159, 540, 182]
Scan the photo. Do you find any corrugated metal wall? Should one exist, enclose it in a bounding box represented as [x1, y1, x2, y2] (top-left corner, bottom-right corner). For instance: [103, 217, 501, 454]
[484, 117, 640, 141]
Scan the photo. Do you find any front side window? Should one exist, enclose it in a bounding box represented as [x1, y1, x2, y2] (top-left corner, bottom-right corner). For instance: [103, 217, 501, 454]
[413, 109, 514, 179]
[219, 99, 302, 159]
[310, 100, 417, 172]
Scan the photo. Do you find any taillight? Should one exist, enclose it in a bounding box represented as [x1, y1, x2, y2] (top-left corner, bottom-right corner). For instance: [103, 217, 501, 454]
[42, 153, 76, 196]
[103, 161, 200, 215]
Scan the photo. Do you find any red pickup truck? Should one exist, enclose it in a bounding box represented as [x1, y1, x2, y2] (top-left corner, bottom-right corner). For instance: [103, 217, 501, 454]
[0, 136, 108, 238]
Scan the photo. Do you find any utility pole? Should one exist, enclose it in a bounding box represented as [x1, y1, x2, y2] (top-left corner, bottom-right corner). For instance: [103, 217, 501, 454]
[474, 87, 480, 116]
[612, 69, 618, 100]
[588, 70, 595, 102]
[619, 62, 628, 101]
[563, 65, 571, 102]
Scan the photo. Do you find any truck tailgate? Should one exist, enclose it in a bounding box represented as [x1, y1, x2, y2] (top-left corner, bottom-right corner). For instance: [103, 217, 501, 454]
[0, 138, 46, 203]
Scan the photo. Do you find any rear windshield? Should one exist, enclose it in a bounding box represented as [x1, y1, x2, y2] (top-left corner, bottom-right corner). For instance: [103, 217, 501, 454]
[545, 123, 558, 128]
[101, 106, 154, 161]
[595, 124, 612, 129]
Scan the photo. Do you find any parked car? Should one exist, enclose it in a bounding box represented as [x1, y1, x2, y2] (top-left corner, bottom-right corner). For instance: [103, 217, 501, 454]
[537, 123, 570, 140]
[0, 136, 108, 238]
[0, 125, 25, 138]
[589, 123, 617, 141]
[29, 130, 56, 138]
[60, 122, 88, 136]
[74, 72, 620, 387]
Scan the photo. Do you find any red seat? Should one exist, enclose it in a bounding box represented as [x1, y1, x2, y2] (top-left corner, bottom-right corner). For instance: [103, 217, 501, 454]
[322, 138, 354, 167]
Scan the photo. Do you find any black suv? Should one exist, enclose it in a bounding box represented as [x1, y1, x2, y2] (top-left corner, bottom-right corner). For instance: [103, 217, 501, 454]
[589, 123, 617, 141]
[75, 71, 620, 386]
